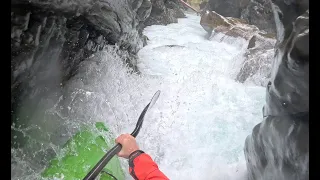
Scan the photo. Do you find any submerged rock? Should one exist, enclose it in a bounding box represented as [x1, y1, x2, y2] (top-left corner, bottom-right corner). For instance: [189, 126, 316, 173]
[244, 0, 309, 179]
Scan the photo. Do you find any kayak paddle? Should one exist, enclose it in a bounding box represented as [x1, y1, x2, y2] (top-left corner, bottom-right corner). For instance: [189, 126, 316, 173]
[83, 90, 161, 180]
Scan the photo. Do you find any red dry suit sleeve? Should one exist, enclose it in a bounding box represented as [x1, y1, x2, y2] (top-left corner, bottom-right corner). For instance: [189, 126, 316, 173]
[128, 150, 169, 180]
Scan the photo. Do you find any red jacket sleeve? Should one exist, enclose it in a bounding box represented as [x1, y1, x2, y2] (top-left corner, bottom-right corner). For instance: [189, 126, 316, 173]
[129, 152, 169, 180]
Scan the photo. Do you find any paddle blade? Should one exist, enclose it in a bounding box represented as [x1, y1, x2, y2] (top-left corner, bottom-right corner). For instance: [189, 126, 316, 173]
[149, 90, 161, 109]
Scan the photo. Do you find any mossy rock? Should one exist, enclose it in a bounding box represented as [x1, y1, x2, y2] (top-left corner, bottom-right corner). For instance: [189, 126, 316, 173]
[42, 122, 125, 180]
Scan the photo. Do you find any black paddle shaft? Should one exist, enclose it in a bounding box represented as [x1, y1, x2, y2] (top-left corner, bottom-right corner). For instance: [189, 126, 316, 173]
[83, 91, 161, 180]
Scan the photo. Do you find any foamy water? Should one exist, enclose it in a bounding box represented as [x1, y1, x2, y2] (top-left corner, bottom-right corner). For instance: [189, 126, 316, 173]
[11, 13, 266, 180]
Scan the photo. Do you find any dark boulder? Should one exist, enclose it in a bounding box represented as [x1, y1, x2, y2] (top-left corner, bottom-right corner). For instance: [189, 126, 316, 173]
[144, 0, 186, 26]
[206, 0, 276, 34]
[199, 1, 208, 10]
[244, 0, 309, 179]
[207, 0, 242, 18]
[240, 0, 276, 34]
[166, 0, 186, 19]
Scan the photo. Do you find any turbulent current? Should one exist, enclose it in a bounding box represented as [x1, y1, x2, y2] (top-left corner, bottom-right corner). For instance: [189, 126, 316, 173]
[11, 13, 266, 180]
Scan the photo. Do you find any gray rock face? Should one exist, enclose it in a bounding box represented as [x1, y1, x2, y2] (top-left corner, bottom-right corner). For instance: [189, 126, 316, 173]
[11, 0, 144, 122]
[199, 10, 276, 87]
[11, 1, 185, 176]
[11, 0, 184, 135]
[11, 0, 184, 125]
[199, 1, 208, 10]
[144, 0, 186, 26]
[236, 33, 276, 86]
[207, 0, 276, 34]
[240, 0, 276, 34]
[244, 0, 309, 179]
[207, 0, 241, 18]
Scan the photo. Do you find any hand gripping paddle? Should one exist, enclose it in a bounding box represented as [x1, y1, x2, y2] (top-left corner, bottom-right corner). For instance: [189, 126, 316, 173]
[83, 90, 161, 180]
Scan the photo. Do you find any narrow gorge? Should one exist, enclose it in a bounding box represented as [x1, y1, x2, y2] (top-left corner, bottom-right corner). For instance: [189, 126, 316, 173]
[11, 0, 309, 179]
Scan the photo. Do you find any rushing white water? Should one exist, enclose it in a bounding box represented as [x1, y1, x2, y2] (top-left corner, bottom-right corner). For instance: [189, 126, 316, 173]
[11, 13, 266, 180]
[133, 14, 265, 180]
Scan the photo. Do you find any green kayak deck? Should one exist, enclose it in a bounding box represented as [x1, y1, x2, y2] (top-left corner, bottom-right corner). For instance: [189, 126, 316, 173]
[42, 122, 125, 180]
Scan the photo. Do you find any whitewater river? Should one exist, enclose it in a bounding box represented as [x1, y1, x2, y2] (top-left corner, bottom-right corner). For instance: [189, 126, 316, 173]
[11, 13, 266, 180]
